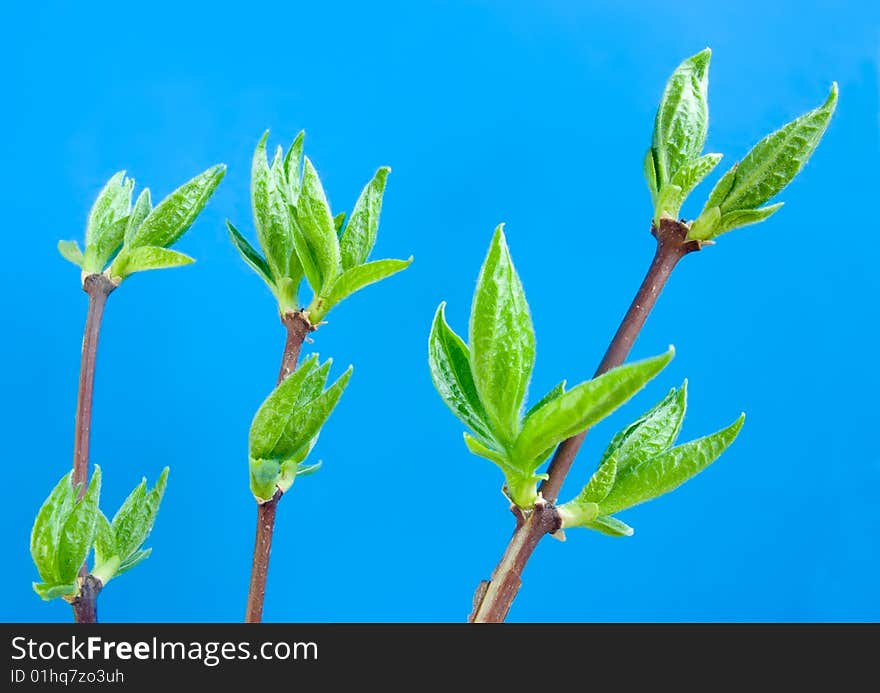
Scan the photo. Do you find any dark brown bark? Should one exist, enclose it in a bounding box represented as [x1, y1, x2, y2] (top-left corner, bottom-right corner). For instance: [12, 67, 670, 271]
[72, 274, 115, 496]
[469, 219, 701, 623]
[245, 310, 315, 623]
[71, 575, 103, 624]
[245, 490, 282, 623]
[277, 311, 313, 383]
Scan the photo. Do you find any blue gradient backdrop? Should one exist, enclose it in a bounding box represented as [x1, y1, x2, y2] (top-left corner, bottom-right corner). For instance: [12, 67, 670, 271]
[2, 1, 877, 622]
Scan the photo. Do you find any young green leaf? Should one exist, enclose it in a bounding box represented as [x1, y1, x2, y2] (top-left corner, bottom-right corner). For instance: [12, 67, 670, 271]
[249, 359, 350, 462]
[86, 172, 132, 246]
[110, 246, 194, 280]
[131, 164, 225, 249]
[277, 437, 320, 494]
[669, 153, 722, 203]
[713, 204, 784, 237]
[250, 458, 282, 502]
[33, 583, 78, 601]
[311, 257, 412, 322]
[599, 414, 744, 515]
[469, 226, 535, 445]
[83, 216, 128, 274]
[110, 480, 148, 561]
[463, 433, 511, 469]
[56, 467, 101, 584]
[340, 167, 390, 270]
[124, 188, 152, 247]
[687, 205, 721, 241]
[57, 240, 84, 268]
[598, 382, 687, 473]
[513, 348, 674, 466]
[429, 303, 496, 443]
[249, 355, 323, 458]
[30, 472, 77, 585]
[643, 149, 659, 204]
[226, 220, 276, 292]
[252, 133, 293, 281]
[524, 381, 566, 419]
[651, 49, 711, 186]
[586, 515, 634, 537]
[283, 130, 305, 202]
[116, 549, 152, 577]
[578, 456, 618, 504]
[291, 157, 341, 294]
[265, 367, 352, 461]
[715, 83, 837, 213]
[92, 511, 115, 569]
[334, 212, 347, 237]
[653, 184, 683, 224]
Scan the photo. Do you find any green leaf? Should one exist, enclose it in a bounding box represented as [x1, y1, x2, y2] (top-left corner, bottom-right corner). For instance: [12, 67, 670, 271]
[283, 130, 305, 202]
[669, 153, 723, 202]
[715, 203, 784, 236]
[469, 225, 535, 445]
[687, 206, 721, 241]
[30, 472, 76, 584]
[334, 212, 347, 237]
[250, 458, 282, 502]
[701, 164, 737, 213]
[599, 382, 687, 474]
[340, 167, 390, 270]
[131, 164, 225, 249]
[524, 381, 566, 420]
[277, 437, 320, 494]
[291, 157, 342, 293]
[124, 188, 152, 248]
[599, 414, 744, 515]
[57, 240, 84, 268]
[429, 303, 496, 443]
[716, 83, 837, 213]
[651, 48, 711, 186]
[107, 468, 166, 570]
[83, 215, 128, 274]
[265, 367, 352, 460]
[33, 582, 77, 601]
[586, 515, 634, 537]
[93, 511, 115, 567]
[295, 461, 323, 477]
[91, 511, 120, 585]
[643, 149, 659, 204]
[514, 348, 674, 466]
[86, 172, 132, 246]
[653, 184, 683, 224]
[252, 133, 293, 282]
[578, 456, 618, 504]
[110, 480, 148, 560]
[226, 220, 276, 293]
[249, 355, 323, 458]
[116, 549, 151, 577]
[110, 246, 194, 280]
[463, 433, 511, 470]
[249, 358, 350, 461]
[57, 467, 101, 584]
[311, 257, 412, 322]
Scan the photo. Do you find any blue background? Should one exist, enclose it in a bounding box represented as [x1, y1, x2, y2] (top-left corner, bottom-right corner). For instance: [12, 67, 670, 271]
[2, 1, 877, 622]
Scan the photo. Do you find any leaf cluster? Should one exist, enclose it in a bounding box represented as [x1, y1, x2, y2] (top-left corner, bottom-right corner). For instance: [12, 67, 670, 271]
[429, 227, 675, 508]
[228, 132, 410, 320]
[645, 49, 836, 239]
[59, 166, 226, 283]
[31, 468, 168, 600]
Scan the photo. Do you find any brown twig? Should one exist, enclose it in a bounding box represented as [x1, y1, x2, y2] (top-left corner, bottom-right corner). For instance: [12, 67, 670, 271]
[67, 273, 115, 624]
[245, 310, 314, 623]
[72, 274, 115, 496]
[469, 218, 701, 623]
